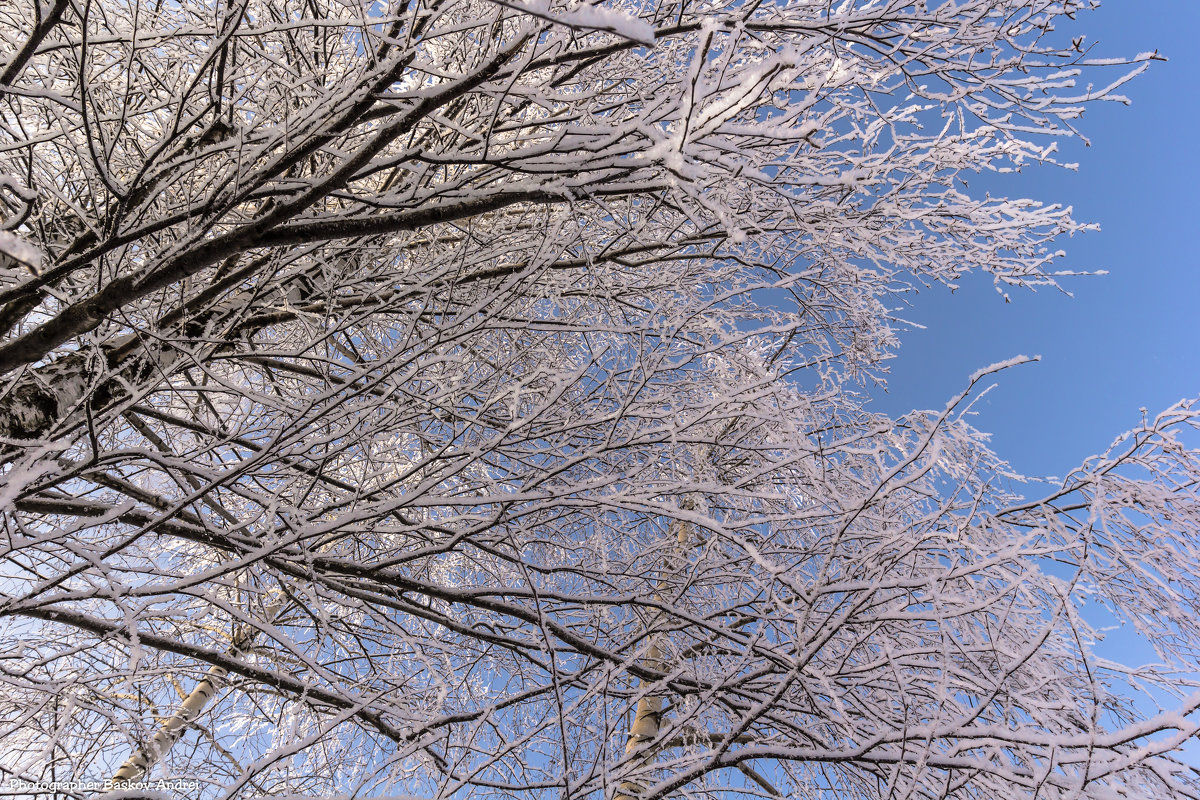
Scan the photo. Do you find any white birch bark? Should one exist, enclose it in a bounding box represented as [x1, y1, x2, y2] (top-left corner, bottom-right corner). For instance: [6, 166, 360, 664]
[616, 513, 692, 800]
[110, 592, 288, 783]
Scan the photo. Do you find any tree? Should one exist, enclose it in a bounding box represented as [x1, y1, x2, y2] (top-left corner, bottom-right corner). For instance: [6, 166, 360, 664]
[1, 0, 1198, 797]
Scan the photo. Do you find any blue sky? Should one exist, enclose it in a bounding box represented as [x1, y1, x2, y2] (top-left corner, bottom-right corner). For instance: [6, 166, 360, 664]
[866, 0, 1200, 766]
[870, 1, 1199, 482]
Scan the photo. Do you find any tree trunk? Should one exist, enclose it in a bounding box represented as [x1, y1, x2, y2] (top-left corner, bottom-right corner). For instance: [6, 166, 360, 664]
[110, 592, 287, 783]
[616, 512, 692, 800]
[110, 664, 230, 783]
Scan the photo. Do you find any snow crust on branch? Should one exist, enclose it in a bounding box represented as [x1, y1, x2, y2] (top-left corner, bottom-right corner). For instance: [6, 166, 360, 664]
[0, 0, 1197, 797]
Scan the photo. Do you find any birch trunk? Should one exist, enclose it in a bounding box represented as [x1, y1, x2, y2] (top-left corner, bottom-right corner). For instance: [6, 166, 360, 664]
[615, 513, 691, 800]
[110, 664, 230, 783]
[110, 593, 287, 783]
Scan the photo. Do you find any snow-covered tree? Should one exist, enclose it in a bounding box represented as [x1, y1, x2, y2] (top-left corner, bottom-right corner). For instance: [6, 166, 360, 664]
[1, 0, 1198, 797]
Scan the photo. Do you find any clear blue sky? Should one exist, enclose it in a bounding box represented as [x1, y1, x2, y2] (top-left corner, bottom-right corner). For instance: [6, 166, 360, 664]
[867, 0, 1200, 765]
[871, 1, 1199, 481]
